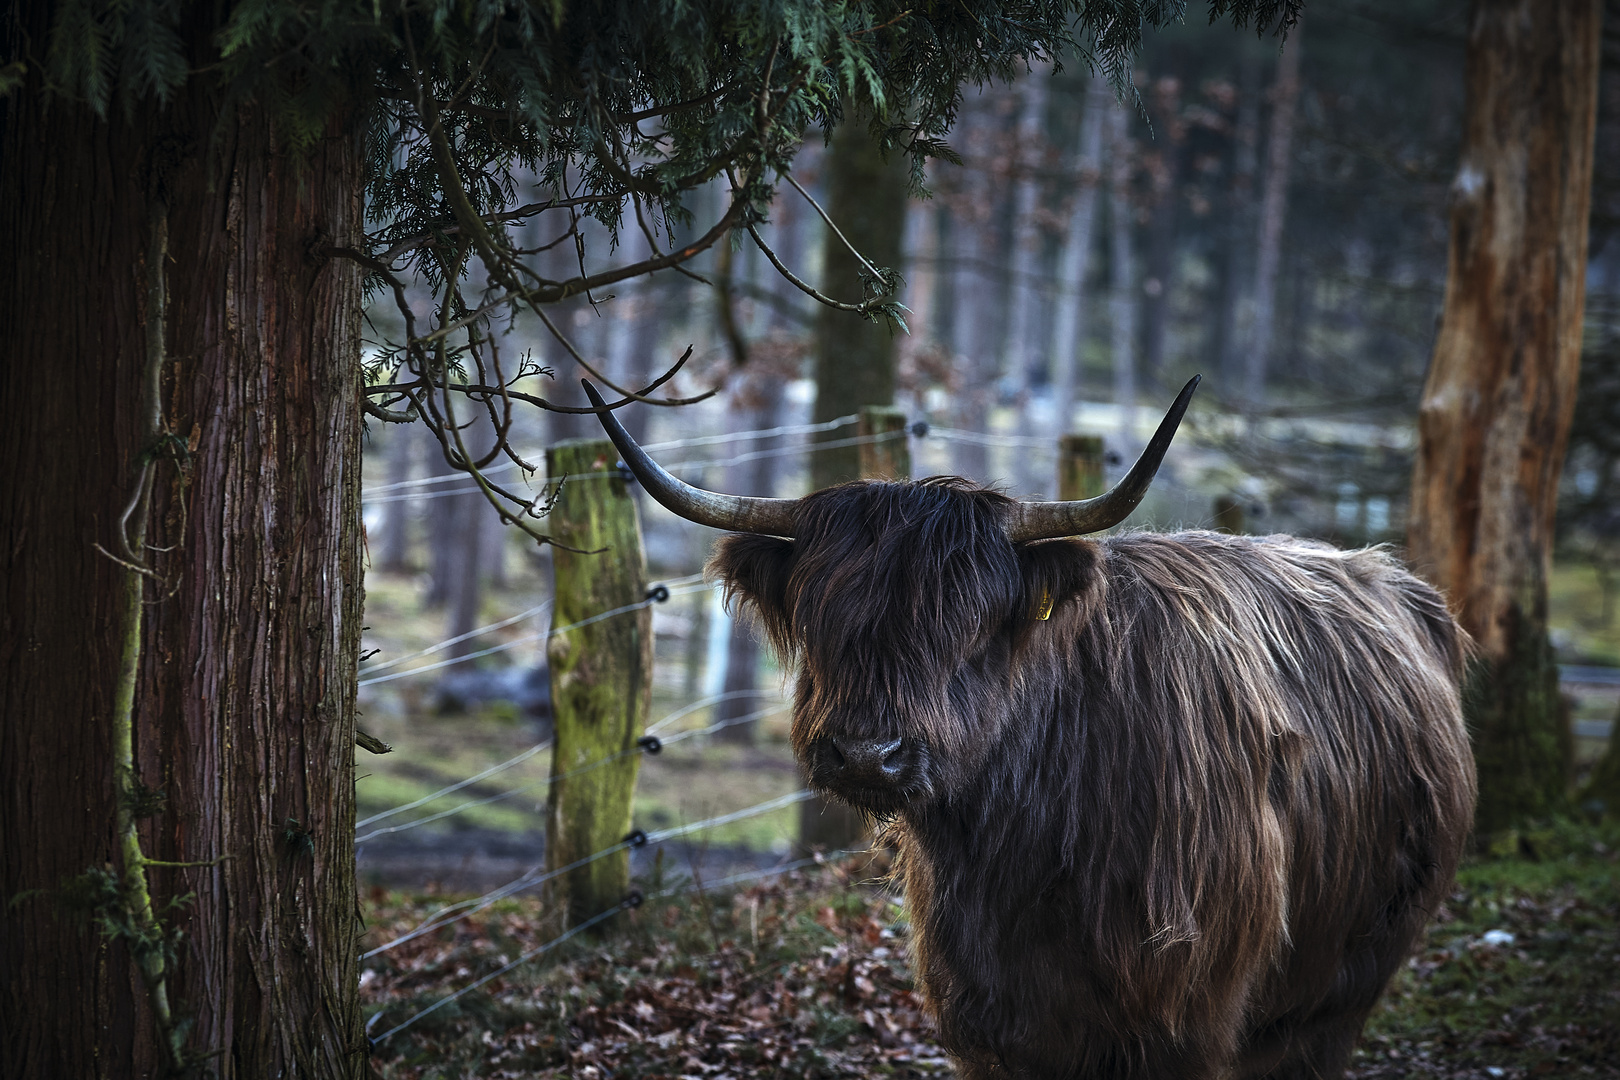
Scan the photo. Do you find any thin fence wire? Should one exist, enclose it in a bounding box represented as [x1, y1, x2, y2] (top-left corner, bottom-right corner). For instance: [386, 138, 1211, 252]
[367, 901, 627, 1044]
[367, 852, 827, 1046]
[357, 740, 551, 830]
[922, 426, 1058, 451]
[642, 688, 788, 736]
[356, 687, 786, 834]
[358, 578, 708, 688]
[362, 790, 812, 958]
[354, 701, 793, 844]
[361, 429, 906, 505]
[359, 573, 703, 678]
[361, 415, 862, 500]
[360, 600, 552, 674]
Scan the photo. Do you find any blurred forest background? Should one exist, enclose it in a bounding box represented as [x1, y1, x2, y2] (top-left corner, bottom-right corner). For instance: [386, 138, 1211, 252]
[353, 0, 1620, 887]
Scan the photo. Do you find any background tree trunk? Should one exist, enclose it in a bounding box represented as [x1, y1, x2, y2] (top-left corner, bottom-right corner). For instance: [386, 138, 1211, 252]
[1049, 75, 1109, 441]
[1140, 74, 1185, 390]
[1, 63, 367, 1080]
[1245, 24, 1304, 407]
[1215, 54, 1262, 390]
[377, 424, 416, 572]
[716, 369, 786, 744]
[1107, 101, 1139, 444]
[1406, 0, 1602, 835]
[1004, 66, 1050, 398]
[810, 117, 910, 490]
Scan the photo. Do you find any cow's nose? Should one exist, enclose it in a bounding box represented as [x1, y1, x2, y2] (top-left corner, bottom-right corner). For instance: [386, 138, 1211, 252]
[826, 737, 908, 786]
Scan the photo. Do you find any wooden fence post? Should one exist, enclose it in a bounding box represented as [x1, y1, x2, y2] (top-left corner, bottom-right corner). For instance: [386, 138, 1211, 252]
[1213, 495, 1246, 535]
[800, 408, 910, 853]
[545, 439, 652, 926]
[1057, 434, 1106, 500]
[857, 406, 910, 480]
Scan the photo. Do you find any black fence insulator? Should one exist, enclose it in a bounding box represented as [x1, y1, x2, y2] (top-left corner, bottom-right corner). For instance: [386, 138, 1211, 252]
[637, 735, 662, 755]
[645, 584, 671, 603]
[623, 889, 645, 910]
[623, 828, 648, 848]
[910, 420, 930, 438]
[614, 460, 636, 484]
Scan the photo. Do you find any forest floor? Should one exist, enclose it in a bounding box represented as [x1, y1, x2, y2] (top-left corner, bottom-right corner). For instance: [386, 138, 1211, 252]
[360, 819, 1620, 1080]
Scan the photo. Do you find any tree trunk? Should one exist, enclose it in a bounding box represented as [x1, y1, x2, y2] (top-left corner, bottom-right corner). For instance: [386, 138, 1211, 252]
[377, 423, 416, 573]
[1245, 25, 1304, 407]
[1004, 67, 1050, 395]
[447, 494, 487, 661]
[1214, 54, 1261, 389]
[716, 370, 787, 744]
[1140, 75, 1185, 389]
[810, 116, 910, 490]
[950, 91, 997, 482]
[1406, 0, 1601, 835]
[1050, 75, 1109, 440]
[1107, 101, 1139, 445]
[1, 62, 366, 1080]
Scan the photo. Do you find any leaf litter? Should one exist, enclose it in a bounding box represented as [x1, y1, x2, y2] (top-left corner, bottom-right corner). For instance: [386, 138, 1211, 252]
[362, 825, 1619, 1079]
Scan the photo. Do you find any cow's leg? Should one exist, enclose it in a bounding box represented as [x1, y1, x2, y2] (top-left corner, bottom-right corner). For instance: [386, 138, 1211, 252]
[1251, 1008, 1369, 1080]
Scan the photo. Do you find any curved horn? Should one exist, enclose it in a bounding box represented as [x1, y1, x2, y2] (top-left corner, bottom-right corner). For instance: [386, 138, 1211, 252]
[1006, 375, 1201, 542]
[581, 380, 799, 536]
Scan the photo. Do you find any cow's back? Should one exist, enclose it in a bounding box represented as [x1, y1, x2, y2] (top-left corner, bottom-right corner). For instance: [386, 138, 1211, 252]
[1098, 532, 1476, 1075]
[899, 531, 1475, 1079]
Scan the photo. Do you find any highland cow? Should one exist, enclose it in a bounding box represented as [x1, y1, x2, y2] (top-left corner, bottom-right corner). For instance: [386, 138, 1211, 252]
[585, 378, 1476, 1080]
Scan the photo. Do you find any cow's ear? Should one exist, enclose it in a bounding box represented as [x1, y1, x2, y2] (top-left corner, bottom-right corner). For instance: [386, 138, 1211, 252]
[706, 534, 796, 651]
[1015, 538, 1105, 631]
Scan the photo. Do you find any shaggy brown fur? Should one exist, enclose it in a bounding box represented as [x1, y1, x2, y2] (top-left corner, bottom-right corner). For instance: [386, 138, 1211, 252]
[710, 478, 1476, 1080]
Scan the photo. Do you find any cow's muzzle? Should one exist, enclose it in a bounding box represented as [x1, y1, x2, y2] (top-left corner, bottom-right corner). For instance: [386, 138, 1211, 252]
[805, 736, 930, 812]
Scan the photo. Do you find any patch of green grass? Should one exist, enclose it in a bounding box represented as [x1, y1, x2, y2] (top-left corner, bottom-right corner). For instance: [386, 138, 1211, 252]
[1353, 818, 1620, 1078]
[1550, 560, 1620, 666]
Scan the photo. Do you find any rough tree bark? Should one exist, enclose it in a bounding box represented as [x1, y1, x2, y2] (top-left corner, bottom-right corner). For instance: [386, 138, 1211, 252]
[1, 52, 367, 1080]
[1407, 0, 1602, 835]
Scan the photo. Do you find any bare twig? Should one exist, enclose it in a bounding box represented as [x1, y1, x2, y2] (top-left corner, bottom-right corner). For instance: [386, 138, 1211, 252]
[784, 173, 886, 283]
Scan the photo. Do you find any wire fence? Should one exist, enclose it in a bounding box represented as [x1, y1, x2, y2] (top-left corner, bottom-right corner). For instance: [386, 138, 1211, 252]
[353, 406, 979, 1045]
[362, 790, 813, 959]
[361, 413, 865, 501]
[354, 698, 790, 844]
[361, 428, 908, 505]
[363, 412, 1074, 510]
[366, 851, 828, 1046]
[358, 574, 708, 687]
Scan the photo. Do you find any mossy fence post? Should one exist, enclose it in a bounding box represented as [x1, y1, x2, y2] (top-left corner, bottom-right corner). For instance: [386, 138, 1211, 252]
[857, 406, 910, 480]
[1057, 434, 1105, 501]
[799, 408, 910, 853]
[545, 438, 652, 926]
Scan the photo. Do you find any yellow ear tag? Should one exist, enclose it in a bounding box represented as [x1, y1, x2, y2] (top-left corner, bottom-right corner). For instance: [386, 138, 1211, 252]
[1035, 590, 1053, 621]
